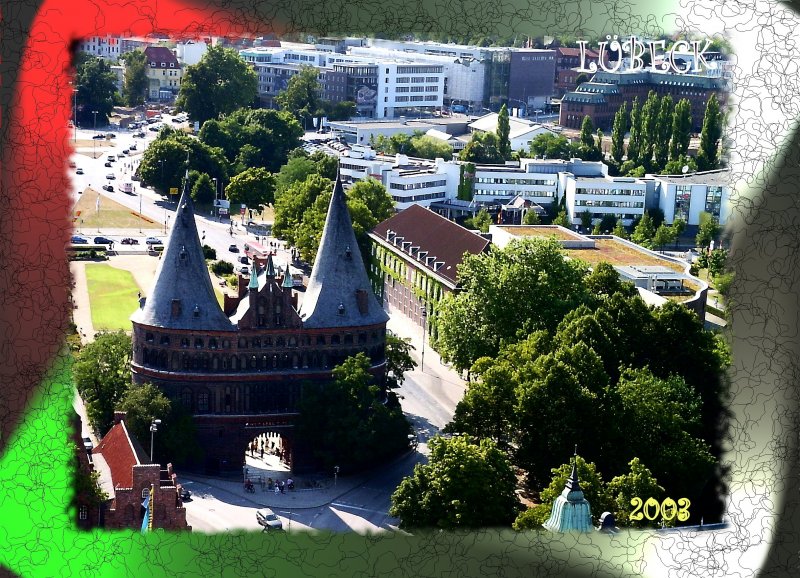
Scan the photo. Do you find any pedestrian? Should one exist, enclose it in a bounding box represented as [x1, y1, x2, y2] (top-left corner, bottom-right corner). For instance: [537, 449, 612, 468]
[274, 483, 279, 495]
[267, 477, 273, 490]
[279, 480, 285, 494]
[260, 446, 264, 460]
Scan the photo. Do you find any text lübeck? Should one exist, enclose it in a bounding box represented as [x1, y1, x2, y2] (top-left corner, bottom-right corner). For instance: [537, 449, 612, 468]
[577, 36, 714, 75]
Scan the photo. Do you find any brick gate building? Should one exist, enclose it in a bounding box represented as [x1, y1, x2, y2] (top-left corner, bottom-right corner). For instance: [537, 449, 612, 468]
[130, 175, 389, 473]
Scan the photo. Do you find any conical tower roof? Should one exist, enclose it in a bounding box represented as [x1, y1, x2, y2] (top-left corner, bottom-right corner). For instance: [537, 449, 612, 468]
[543, 448, 593, 533]
[131, 174, 234, 332]
[299, 175, 389, 329]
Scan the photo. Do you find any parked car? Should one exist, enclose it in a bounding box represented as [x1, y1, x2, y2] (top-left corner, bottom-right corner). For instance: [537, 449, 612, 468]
[122, 149, 129, 155]
[93, 236, 113, 244]
[256, 508, 283, 531]
[121, 238, 139, 245]
[239, 266, 250, 275]
[107, 133, 116, 138]
[75, 168, 83, 174]
[134, 131, 146, 138]
[146, 237, 163, 245]
[71, 235, 88, 244]
[106, 173, 115, 180]
[128, 143, 137, 151]
[92, 134, 104, 139]
[228, 244, 239, 253]
[239, 255, 249, 264]
[102, 184, 114, 192]
[82, 436, 93, 452]
[104, 161, 112, 167]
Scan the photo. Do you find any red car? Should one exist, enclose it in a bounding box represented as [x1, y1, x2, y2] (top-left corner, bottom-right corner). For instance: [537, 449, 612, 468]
[121, 238, 139, 245]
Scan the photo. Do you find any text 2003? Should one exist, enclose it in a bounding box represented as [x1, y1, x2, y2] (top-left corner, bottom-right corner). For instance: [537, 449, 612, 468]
[630, 497, 690, 522]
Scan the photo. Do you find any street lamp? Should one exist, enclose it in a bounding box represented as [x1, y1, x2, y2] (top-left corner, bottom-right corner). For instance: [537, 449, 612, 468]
[420, 305, 428, 372]
[138, 188, 143, 233]
[92, 110, 99, 158]
[149, 418, 161, 462]
[334, 465, 339, 487]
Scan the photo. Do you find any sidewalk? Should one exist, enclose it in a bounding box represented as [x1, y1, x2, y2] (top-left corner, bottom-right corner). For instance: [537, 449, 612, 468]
[180, 449, 413, 510]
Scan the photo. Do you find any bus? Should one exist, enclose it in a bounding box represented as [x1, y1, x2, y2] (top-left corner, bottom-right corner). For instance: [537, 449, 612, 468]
[243, 240, 270, 260]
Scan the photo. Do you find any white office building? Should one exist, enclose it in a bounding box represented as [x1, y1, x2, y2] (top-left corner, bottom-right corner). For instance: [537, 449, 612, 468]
[648, 169, 732, 226]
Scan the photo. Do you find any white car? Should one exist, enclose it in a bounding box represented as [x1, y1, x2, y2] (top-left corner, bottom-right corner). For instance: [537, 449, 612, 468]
[256, 508, 283, 531]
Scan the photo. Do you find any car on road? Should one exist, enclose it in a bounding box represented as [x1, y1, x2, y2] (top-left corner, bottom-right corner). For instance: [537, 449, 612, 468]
[128, 143, 137, 151]
[92, 134, 104, 139]
[121, 238, 139, 245]
[76, 168, 83, 174]
[71, 236, 89, 244]
[256, 508, 283, 531]
[104, 161, 112, 167]
[239, 266, 250, 275]
[107, 133, 116, 138]
[106, 173, 115, 180]
[146, 237, 163, 245]
[179, 487, 191, 501]
[148, 124, 161, 132]
[93, 236, 113, 245]
[122, 149, 129, 155]
[134, 131, 146, 138]
[102, 184, 114, 192]
[228, 244, 239, 253]
[82, 436, 93, 452]
[239, 255, 249, 264]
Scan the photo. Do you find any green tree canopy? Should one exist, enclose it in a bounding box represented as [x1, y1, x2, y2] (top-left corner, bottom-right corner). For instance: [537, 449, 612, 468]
[272, 174, 332, 243]
[224, 167, 277, 211]
[497, 104, 512, 159]
[296, 353, 410, 471]
[75, 56, 118, 127]
[606, 458, 666, 528]
[121, 49, 147, 107]
[389, 435, 520, 529]
[627, 97, 643, 165]
[276, 66, 322, 128]
[696, 94, 723, 171]
[137, 133, 229, 196]
[73, 331, 132, 434]
[176, 45, 258, 124]
[669, 98, 693, 161]
[435, 237, 590, 373]
[463, 208, 493, 233]
[654, 95, 674, 169]
[461, 131, 504, 164]
[611, 102, 628, 164]
[191, 172, 216, 205]
[385, 335, 417, 390]
[528, 132, 574, 160]
[696, 211, 721, 249]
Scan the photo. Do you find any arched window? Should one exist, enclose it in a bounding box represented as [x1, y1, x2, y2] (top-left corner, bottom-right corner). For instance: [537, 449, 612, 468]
[331, 335, 341, 345]
[180, 389, 192, 409]
[194, 338, 203, 349]
[209, 338, 218, 350]
[344, 334, 353, 345]
[276, 337, 285, 347]
[181, 338, 189, 348]
[288, 336, 297, 347]
[160, 335, 170, 346]
[146, 332, 154, 343]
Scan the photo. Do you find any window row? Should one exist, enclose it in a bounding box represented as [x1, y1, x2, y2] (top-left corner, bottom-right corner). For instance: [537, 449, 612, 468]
[143, 330, 385, 349]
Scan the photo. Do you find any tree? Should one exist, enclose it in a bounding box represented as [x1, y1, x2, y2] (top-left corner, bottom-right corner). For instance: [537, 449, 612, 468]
[389, 435, 519, 529]
[598, 214, 617, 233]
[652, 223, 675, 252]
[385, 335, 417, 390]
[308, 151, 339, 180]
[137, 133, 229, 195]
[654, 95, 674, 169]
[605, 458, 666, 528]
[497, 104, 512, 159]
[523, 210, 540, 225]
[528, 132, 574, 160]
[272, 174, 332, 243]
[640, 90, 660, 167]
[612, 220, 627, 238]
[176, 45, 258, 124]
[461, 131, 504, 164]
[275, 155, 318, 193]
[627, 97, 643, 165]
[580, 209, 592, 231]
[224, 167, 277, 211]
[696, 211, 720, 249]
[435, 237, 590, 373]
[121, 49, 148, 107]
[191, 172, 216, 205]
[296, 353, 410, 471]
[610, 102, 628, 164]
[118, 383, 172, 456]
[73, 331, 132, 434]
[346, 178, 394, 224]
[671, 217, 687, 244]
[696, 94, 723, 171]
[630, 211, 655, 247]
[276, 66, 322, 129]
[409, 135, 453, 161]
[464, 209, 493, 233]
[663, 154, 697, 175]
[75, 56, 118, 127]
[514, 455, 612, 529]
[552, 208, 571, 228]
[202, 245, 217, 260]
[707, 248, 728, 278]
[579, 115, 595, 148]
[669, 98, 693, 161]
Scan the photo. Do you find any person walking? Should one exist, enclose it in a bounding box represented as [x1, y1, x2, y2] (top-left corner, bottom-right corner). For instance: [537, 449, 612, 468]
[279, 480, 285, 494]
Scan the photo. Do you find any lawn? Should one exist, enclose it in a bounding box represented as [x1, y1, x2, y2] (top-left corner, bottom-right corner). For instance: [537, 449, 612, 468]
[85, 264, 142, 331]
[72, 188, 158, 229]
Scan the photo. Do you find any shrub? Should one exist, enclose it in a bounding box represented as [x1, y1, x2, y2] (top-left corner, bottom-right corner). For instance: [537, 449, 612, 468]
[203, 245, 217, 260]
[211, 260, 234, 276]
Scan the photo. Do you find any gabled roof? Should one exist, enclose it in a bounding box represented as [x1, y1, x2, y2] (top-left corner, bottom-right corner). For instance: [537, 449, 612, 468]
[131, 177, 234, 332]
[92, 420, 149, 490]
[370, 204, 490, 286]
[299, 175, 389, 329]
[144, 46, 181, 67]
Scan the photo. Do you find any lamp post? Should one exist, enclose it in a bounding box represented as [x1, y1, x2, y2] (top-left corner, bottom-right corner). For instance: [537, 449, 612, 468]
[92, 110, 98, 158]
[149, 418, 161, 462]
[138, 188, 143, 233]
[420, 305, 428, 372]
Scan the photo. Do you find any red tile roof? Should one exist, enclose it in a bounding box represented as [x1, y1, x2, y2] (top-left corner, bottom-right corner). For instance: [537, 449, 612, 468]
[557, 46, 599, 59]
[92, 421, 145, 489]
[370, 205, 490, 286]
